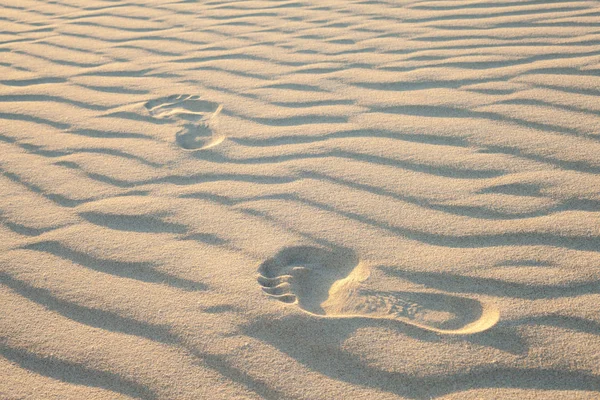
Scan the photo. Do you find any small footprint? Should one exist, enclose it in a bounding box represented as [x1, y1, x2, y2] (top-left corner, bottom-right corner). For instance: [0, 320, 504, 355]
[145, 94, 225, 150]
[257, 246, 499, 335]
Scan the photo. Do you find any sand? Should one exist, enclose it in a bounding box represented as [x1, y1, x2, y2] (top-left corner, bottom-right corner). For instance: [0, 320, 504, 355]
[1, 0, 600, 398]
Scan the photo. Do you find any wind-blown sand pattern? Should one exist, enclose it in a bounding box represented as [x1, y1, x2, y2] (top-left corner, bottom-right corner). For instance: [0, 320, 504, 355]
[1, 0, 600, 399]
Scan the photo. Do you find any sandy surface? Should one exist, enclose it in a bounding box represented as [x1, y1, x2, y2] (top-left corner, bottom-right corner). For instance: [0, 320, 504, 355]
[1, 0, 600, 399]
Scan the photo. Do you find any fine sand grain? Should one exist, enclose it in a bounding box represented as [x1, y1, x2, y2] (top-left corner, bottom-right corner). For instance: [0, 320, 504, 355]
[1, 0, 600, 399]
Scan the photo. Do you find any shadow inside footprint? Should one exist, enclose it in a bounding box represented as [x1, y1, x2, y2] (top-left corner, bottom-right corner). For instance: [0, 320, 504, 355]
[258, 246, 360, 314]
[175, 121, 220, 150]
[257, 246, 499, 335]
[144, 94, 224, 150]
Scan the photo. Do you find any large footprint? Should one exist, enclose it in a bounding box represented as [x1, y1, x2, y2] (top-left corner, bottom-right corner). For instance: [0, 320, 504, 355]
[145, 94, 225, 150]
[257, 246, 499, 335]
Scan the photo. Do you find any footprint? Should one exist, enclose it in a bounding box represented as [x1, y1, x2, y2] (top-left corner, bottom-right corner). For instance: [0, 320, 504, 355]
[145, 94, 225, 150]
[257, 246, 499, 335]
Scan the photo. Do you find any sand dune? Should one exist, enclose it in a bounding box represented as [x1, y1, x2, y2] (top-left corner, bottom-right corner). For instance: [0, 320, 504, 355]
[1, 0, 600, 398]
